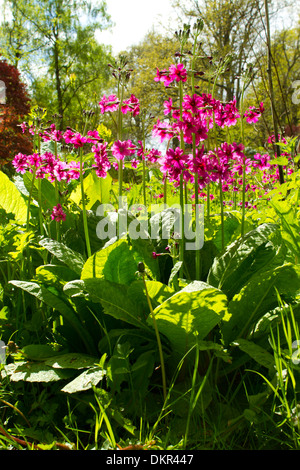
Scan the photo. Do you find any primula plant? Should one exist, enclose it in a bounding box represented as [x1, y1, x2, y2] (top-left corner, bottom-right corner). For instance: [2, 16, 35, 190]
[0, 21, 299, 451]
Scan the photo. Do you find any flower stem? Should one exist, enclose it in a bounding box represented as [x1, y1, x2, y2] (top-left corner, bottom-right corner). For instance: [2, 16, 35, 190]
[240, 82, 246, 237]
[142, 159, 147, 206]
[179, 81, 185, 278]
[117, 83, 124, 210]
[142, 273, 167, 402]
[219, 176, 225, 251]
[79, 146, 91, 258]
[36, 134, 44, 237]
[54, 142, 60, 242]
[191, 24, 202, 273]
[26, 168, 36, 232]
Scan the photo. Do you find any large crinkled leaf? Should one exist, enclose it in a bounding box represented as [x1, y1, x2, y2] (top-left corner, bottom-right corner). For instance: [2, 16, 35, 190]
[22, 344, 64, 361]
[147, 281, 230, 358]
[9, 280, 95, 355]
[207, 223, 284, 300]
[64, 278, 150, 329]
[81, 239, 139, 284]
[270, 197, 300, 260]
[1, 362, 72, 383]
[39, 238, 85, 276]
[232, 339, 275, 370]
[0, 171, 28, 224]
[61, 367, 106, 393]
[70, 171, 112, 208]
[222, 264, 300, 345]
[35, 264, 79, 286]
[45, 353, 97, 369]
[81, 238, 159, 284]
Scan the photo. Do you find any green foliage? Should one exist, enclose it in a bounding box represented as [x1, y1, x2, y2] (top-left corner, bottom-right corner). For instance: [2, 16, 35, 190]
[0, 171, 28, 224]
[1, 3, 300, 446]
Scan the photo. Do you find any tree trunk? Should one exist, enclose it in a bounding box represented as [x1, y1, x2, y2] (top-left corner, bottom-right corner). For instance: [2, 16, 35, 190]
[264, 0, 284, 184]
[53, 40, 64, 129]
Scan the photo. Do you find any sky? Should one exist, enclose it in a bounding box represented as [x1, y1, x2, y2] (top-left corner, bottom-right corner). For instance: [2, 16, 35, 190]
[95, 0, 178, 54]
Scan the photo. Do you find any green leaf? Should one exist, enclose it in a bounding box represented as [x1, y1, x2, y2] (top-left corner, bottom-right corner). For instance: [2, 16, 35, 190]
[22, 344, 63, 361]
[81, 239, 137, 284]
[269, 156, 289, 166]
[39, 238, 85, 276]
[65, 278, 149, 329]
[2, 362, 72, 383]
[35, 264, 78, 286]
[214, 213, 241, 252]
[222, 264, 300, 344]
[61, 366, 106, 393]
[207, 223, 284, 299]
[23, 171, 57, 210]
[0, 171, 28, 224]
[127, 280, 175, 315]
[9, 280, 96, 354]
[232, 339, 275, 369]
[81, 238, 159, 284]
[70, 171, 112, 208]
[270, 197, 300, 259]
[45, 353, 97, 369]
[147, 281, 230, 358]
[168, 261, 182, 287]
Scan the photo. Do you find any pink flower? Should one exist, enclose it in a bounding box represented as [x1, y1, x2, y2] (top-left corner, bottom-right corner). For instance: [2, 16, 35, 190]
[20, 122, 27, 133]
[121, 94, 140, 116]
[205, 149, 231, 183]
[92, 142, 108, 158]
[51, 204, 66, 222]
[215, 99, 240, 128]
[67, 161, 81, 181]
[99, 94, 120, 113]
[130, 158, 140, 168]
[12, 153, 28, 174]
[86, 130, 102, 142]
[147, 148, 162, 163]
[63, 128, 76, 144]
[158, 147, 189, 182]
[163, 97, 174, 116]
[111, 140, 136, 161]
[27, 153, 42, 168]
[92, 142, 111, 178]
[169, 63, 187, 83]
[42, 124, 63, 142]
[252, 153, 271, 170]
[182, 94, 203, 114]
[53, 161, 69, 182]
[232, 158, 252, 176]
[154, 68, 173, 87]
[267, 134, 287, 144]
[69, 132, 88, 148]
[178, 114, 208, 145]
[187, 146, 210, 188]
[152, 120, 176, 143]
[244, 106, 261, 124]
[41, 152, 58, 174]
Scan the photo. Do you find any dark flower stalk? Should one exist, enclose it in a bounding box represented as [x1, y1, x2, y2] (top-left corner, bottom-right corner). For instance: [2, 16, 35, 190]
[79, 116, 92, 258]
[191, 19, 204, 279]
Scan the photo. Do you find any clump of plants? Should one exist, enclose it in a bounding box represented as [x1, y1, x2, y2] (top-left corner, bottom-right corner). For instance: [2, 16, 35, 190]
[0, 21, 299, 451]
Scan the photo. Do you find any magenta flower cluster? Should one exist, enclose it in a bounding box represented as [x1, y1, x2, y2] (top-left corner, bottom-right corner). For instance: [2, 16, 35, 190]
[152, 64, 293, 195]
[12, 63, 295, 223]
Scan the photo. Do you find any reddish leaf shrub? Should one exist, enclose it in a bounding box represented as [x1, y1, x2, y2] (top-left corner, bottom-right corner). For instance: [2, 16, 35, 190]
[0, 60, 32, 165]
